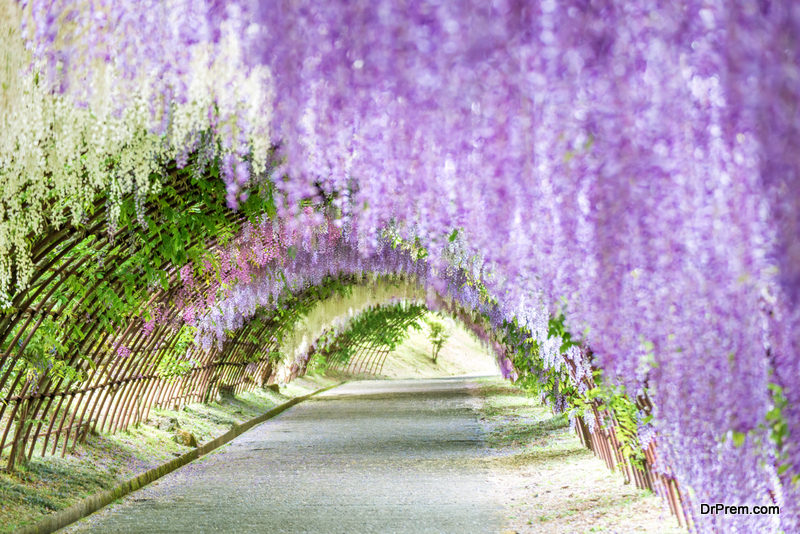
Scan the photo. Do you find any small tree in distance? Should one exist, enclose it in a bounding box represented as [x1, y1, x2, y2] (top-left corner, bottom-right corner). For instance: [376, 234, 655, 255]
[424, 316, 450, 364]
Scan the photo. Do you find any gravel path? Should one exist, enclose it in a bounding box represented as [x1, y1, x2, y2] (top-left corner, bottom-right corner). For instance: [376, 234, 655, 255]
[62, 377, 503, 534]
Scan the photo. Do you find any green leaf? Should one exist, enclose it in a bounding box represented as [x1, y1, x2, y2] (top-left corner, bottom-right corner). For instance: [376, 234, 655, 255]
[766, 407, 781, 421]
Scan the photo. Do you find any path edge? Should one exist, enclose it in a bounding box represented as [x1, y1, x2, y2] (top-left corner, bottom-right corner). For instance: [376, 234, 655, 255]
[15, 382, 343, 534]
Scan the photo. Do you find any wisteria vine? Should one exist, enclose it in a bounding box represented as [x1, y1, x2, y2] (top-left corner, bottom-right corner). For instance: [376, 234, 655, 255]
[3, 1, 800, 532]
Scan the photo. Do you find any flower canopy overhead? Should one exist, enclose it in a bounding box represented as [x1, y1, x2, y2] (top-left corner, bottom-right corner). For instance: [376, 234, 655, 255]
[2, 1, 799, 531]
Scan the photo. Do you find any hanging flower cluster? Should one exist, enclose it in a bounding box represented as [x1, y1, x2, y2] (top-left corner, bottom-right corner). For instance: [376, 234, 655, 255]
[0, 0, 272, 305]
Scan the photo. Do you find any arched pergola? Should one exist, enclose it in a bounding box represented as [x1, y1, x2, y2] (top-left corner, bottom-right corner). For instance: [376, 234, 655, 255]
[2, 2, 799, 532]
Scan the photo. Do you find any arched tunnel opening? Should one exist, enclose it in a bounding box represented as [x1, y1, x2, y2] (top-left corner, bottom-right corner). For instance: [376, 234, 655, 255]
[0, 223, 681, 533]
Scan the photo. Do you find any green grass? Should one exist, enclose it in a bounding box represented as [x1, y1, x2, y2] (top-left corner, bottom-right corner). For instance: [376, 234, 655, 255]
[477, 378, 570, 445]
[1, 439, 141, 531]
[476, 378, 590, 470]
[377, 314, 499, 378]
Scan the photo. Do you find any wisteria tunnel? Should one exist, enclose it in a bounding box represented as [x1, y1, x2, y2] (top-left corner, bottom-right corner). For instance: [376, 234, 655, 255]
[1, 1, 799, 533]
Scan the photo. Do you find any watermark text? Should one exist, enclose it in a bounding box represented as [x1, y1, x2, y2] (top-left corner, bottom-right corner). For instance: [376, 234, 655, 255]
[700, 503, 780, 515]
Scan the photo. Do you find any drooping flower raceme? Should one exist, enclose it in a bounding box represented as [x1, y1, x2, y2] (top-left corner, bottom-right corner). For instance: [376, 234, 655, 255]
[0, 0, 273, 304]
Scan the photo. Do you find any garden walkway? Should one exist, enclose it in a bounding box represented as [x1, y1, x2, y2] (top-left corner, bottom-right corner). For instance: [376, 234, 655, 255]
[63, 377, 502, 533]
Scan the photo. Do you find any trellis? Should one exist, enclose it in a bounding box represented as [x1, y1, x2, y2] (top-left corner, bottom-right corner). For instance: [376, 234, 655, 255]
[0, 181, 692, 529]
[0, 172, 424, 471]
[0, 250, 387, 472]
[311, 303, 428, 376]
[0, 165, 334, 471]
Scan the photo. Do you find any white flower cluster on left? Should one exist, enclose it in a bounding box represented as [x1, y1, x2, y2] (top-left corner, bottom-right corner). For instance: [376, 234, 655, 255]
[0, 1, 274, 307]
